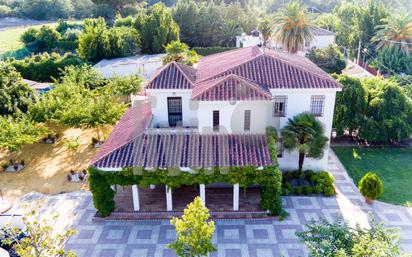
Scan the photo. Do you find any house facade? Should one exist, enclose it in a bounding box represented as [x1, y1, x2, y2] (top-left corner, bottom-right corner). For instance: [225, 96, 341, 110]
[91, 46, 341, 214]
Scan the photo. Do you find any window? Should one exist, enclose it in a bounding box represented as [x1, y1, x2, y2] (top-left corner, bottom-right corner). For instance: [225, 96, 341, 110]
[167, 97, 183, 127]
[213, 110, 219, 132]
[310, 95, 325, 117]
[244, 110, 251, 131]
[277, 138, 284, 158]
[274, 96, 287, 117]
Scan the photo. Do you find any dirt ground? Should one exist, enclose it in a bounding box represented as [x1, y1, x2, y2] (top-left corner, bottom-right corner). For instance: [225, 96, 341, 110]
[0, 125, 112, 201]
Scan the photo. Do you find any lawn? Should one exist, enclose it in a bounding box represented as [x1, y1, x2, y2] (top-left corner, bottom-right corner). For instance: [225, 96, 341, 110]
[333, 147, 412, 206]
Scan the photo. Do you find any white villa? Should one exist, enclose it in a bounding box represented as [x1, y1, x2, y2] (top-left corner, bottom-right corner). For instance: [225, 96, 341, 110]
[93, 46, 341, 173]
[90, 46, 341, 215]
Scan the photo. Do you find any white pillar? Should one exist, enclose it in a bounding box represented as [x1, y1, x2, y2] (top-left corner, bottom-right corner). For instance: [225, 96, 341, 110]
[132, 185, 140, 211]
[166, 185, 173, 211]
[199, 184, 206, 205]
[233, 184, 239, 211]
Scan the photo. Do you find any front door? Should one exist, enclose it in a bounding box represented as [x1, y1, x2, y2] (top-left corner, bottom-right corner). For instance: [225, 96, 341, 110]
[167, 97, 183, 127]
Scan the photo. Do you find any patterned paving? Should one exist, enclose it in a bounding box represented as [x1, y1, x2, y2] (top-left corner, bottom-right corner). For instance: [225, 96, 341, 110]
[328, 150, 412, 253]
[65, 193, 340, 257]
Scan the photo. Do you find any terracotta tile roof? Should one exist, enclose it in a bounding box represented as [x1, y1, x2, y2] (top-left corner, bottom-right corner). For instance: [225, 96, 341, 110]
[90, 102, 152, 166]
[92, 133, 272, 169]
[196, 47, 341, 89]
[192, 74, 272, 101]
[146, 61, 195, 90]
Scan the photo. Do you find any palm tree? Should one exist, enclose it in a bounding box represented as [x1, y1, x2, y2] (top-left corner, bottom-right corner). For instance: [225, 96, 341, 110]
[281, 113, 328, 171]
[259, 17, 272, 47]
[220, 20, 243, 47]
[273, 2, 315, 54]
[373, 13, 412, 54]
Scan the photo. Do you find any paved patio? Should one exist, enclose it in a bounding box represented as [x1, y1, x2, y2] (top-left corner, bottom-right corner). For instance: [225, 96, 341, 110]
[6, 150, 412, 256]
[65, 194, 340, 257]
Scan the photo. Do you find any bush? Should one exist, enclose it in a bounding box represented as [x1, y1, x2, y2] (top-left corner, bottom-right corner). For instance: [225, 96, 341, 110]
[17, 0, 73, 20]
[358, 172, 383, 200]
[0, 4, 11, 17]
[10, 52, 84, 82]
[282, 170, 335, 196]
[306, 45, 346, 74]
[20, 28, 38, 45]
[192, 47, 236, 56]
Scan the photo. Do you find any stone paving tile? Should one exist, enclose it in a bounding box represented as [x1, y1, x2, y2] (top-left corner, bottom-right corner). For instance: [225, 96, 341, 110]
[62, 150, 412, 256]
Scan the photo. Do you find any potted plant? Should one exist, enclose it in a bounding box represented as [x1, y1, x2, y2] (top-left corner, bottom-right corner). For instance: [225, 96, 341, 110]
[358, 172, 383, 204]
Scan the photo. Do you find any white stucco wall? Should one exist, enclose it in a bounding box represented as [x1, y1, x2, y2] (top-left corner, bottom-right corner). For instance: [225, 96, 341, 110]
[145, 89, 198, 127]
[307, 35, 335, 50]
[271, 89, 338, 171]
[196, 100, 276, 134]
[145, 87, 339, 171]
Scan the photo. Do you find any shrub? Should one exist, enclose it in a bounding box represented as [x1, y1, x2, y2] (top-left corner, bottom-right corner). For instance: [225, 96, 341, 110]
[294, 186, 303, 195]
[192, 47, 236, 56]
[20, 28, 38, 45]
[282, 170, 335, 197]
[358, 172, 384, 200]
[33, 26, 62, 52]
[0, 5, 11, 17]
[306, 45, 346, 74]
[17, 0, 73, 20]
[10, 52, 84, 82]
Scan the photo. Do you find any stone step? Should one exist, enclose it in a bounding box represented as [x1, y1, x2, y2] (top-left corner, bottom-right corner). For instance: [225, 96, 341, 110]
[93, 210, 273, 221]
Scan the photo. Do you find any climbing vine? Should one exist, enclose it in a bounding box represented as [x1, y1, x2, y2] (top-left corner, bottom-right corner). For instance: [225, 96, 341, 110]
[89, 127, 282, 217]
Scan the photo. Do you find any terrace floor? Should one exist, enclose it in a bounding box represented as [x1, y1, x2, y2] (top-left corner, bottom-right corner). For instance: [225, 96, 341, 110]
[114, 185, 263, 212]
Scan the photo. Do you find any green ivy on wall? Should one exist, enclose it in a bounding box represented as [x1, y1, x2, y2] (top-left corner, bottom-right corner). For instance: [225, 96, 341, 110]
[89, 127, 283, 217]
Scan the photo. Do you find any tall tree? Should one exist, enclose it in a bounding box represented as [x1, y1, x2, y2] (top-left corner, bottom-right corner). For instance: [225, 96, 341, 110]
[306, 45, 346, 74]
[333, 75, 367, 137]
[219, 20, 243, 47]
[273, 2, 315, 53]
[0, 63, 35, 116]
[91, 0, 140, 12]
[373, 13, 412, 55]
[139, 3, 180, 54]
[259, 17, 272, 47]
[281, 113, 328, 171]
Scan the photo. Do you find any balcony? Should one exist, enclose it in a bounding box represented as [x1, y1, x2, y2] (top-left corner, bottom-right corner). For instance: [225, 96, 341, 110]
[145, 118, 198, 134]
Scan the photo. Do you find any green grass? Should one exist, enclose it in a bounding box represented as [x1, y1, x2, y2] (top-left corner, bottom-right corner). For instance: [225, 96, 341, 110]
[333, 147, 412, 206]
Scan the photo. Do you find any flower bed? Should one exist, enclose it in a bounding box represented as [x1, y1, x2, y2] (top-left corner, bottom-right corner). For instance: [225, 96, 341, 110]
[281, 170, 335, 196]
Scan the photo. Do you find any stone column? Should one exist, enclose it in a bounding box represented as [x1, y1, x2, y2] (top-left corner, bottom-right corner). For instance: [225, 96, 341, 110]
[166, 185, 173, 211]
[132, 185, 140, 211]
[233, 183, 239, 211]
[199, 184, 206, 205]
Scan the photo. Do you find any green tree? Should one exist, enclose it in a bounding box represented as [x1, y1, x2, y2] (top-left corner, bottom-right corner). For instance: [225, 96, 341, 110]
[34, 26, 62, 52]
[3, 209, 76, 257]
[219, 20, 243, 47]
[259, 17, 272, 47]
[333, 75, 367, 137]
[371, 46, 412, 75]
[297, 217, 402, 257]
[373, 13, 412, 55]
[78, 17, 110, 63]
[108, 75, 143, 97]
[168, 197, 216, 257]
[306, 45, 346, 74]
[91, 0, 140, 12]
[0, 115, 48, 152]
[0, 63, 35, 116]
[163, 40, 199, 65]
[360, 78, 412, 142]
[273, 2, 315, 53]
[139, 3, 180, 54]
[281, 113, 328, 171]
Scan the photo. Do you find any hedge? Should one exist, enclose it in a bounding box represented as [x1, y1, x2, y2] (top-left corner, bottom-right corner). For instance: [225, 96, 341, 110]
[89, 127, 283, 217]
[192, 47, 237, 56]
[282, 170, 335, 196]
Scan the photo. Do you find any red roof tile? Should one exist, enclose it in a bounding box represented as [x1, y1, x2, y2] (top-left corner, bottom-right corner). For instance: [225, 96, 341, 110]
[146, 61, 195, 90]
[92, 133, 272, 169]
[90, 102, 152, 166]
[192, 74, 272, 101]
